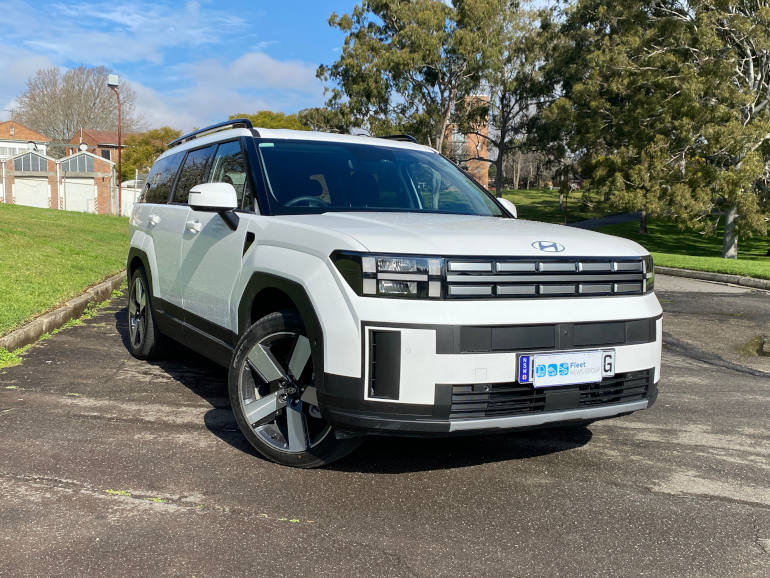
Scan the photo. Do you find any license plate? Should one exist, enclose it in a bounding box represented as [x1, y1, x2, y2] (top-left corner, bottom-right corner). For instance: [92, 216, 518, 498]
[518, 350, 615, 387]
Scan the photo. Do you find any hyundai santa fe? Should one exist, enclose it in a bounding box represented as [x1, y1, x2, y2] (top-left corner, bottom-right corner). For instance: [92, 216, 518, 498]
[127, 119, 662, 467]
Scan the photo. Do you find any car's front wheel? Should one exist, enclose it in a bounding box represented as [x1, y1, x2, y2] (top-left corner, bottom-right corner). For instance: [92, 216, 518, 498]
[127, 266, 166, 360]
[228, 311, 364, 468]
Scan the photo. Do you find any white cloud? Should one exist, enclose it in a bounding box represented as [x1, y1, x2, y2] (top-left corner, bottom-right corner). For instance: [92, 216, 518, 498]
[0, 1, 326, 130]
[129, 52, 323, 131]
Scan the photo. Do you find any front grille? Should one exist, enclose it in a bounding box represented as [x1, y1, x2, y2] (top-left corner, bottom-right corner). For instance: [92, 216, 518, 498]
[445, 257, 647, 298]
[449, 369, 652, 419]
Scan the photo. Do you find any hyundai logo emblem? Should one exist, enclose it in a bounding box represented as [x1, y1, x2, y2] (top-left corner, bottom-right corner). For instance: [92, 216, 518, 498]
[532, 240, 565, 252]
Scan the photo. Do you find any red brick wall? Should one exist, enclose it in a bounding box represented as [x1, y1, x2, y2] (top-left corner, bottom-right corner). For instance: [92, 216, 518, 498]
[0, 121, 49, 143]
[93, 156, 114, 214]
[2, 159, 15, 203]
[46, 158, 59, 209]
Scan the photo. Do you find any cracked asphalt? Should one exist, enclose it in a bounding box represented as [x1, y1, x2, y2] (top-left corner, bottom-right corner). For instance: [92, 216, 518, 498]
[0, 274, 768, 577]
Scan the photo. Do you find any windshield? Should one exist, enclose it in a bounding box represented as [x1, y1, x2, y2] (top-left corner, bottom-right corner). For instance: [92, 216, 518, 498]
[255, 139, 504, 217]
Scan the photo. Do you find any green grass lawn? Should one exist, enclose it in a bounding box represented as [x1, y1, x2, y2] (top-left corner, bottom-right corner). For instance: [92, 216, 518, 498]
[0, 204, 128, 336]
[597, 220, 770, 280]
[502, 188, 608, 223]
[502, 188, 770, 279]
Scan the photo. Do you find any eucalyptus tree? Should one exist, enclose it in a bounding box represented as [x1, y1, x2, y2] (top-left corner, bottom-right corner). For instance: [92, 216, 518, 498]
[318, 0, 497, 151]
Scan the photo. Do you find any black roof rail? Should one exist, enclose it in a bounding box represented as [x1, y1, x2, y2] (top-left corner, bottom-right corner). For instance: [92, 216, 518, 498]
[168, 118, 256, 148]
[379, 134, 418, 144]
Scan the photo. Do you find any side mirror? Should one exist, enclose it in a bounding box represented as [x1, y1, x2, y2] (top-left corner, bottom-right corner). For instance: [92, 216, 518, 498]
[498, 197, 517, 218]
[189, 182, 238, 211]
[189, 182, 240, 231]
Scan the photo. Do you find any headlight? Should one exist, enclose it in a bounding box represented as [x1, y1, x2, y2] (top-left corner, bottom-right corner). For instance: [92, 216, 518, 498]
[331, 251, 443, 298]
[642, 255, 654, 293]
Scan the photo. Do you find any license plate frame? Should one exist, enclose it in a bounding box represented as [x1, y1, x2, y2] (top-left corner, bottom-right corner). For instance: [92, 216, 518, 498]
[518, 349, 615, 387]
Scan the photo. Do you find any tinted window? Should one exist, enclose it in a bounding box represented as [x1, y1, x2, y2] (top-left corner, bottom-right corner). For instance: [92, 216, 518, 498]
[257, 140, 502, 216]
[174, 145, 216, 204]
[208, 140, 252, 210]
[143, 152, 183, 204]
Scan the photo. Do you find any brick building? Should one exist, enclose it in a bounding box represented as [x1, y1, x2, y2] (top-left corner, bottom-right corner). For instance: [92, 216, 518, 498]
[1, 150, 116, 214]
[0, 120, 49, 160]
[66, 128, 123, 162]
[444, 95, 490, 189]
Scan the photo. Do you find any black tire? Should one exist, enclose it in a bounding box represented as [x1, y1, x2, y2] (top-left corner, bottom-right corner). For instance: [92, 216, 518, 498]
[127, 266, 166, 360]
[228, 310, 364, 468]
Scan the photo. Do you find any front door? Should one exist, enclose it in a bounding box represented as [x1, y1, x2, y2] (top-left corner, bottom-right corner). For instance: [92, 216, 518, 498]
[179, 139, 253, 338]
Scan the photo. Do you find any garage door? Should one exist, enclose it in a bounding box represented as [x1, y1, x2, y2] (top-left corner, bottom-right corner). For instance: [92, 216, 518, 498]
[63, 178, 96, 213]
[15, 177, 49, 208]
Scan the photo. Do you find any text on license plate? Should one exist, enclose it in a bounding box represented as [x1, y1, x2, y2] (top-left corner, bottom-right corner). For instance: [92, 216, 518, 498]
[518, 350, 615, 387]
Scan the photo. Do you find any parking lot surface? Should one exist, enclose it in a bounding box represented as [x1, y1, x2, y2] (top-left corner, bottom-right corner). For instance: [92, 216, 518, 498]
[1, 275, 768, 577]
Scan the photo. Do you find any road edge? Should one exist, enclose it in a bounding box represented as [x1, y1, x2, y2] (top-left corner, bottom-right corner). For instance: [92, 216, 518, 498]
[655, 266, 770, 290]
[0, 271, 126, 353]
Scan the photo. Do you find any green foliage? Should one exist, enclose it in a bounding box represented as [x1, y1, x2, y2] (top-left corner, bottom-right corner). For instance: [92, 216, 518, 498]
[538, 0, 770, 257]
[319, 0, 498, 149]
[229, 111, 309, 131]
[0, 204, 128, 335]
[122, 127, 181, 181]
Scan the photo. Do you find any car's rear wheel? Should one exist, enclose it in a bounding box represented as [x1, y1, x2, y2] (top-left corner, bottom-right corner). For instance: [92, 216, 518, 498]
[228, 311, 364, 468]
[127, 266, 166, 360]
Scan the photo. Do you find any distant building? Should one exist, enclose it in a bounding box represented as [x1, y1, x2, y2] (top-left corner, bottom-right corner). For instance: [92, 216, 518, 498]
[444, 95, 489, 189]
[66, 128, 123, 162]
[0, 120, 49, 160]
[1, 150, 117, 214]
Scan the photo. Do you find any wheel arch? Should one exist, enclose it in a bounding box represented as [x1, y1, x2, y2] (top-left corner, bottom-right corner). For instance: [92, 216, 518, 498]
[126, 247, 154, 294]
[237, 273, 325, 388]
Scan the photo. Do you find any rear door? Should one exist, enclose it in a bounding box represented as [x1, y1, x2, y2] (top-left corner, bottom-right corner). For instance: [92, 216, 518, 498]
[136, 151, 185, 304]
[179, 139, 253, 337]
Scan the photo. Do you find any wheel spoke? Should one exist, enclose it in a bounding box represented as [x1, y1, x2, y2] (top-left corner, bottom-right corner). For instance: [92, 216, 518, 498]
[128, 294, 137, 316]
[300, 385, 318, 407]
[286, 403, 309, 452]
[133, 318, 144, 346]
[247, 344, 286, 383]
[135, 281, 145, 311]
[288, 335, 311, 380]
[243, 392, 286, 427]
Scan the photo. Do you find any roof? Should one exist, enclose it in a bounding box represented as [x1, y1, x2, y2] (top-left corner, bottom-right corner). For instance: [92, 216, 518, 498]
[70, 129, 121, 146]
[158, 126, 435, 162]
[0, 120, 50, 142]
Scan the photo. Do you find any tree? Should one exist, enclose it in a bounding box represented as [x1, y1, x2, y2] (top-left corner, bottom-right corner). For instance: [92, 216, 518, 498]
[673, 1, 770, 258]
[456, 3, 553, 195]
[538, 0, 769, 254]
[318, 0, 495, 150]
[13, 65, 141, 157]
[229, 111, 309, 130]
[297, 107, 352, 133]
[121, 127, 181, 182]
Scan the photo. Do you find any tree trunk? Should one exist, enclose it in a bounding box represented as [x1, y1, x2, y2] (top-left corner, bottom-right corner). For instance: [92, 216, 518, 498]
[495, 155, 505, 198]
[639, 208, 648, 235]
[513, 150, 521, 190]
[722, 204, 739, 259]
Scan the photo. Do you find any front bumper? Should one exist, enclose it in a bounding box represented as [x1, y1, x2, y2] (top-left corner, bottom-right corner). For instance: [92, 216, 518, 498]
[317, 315, 662, 435]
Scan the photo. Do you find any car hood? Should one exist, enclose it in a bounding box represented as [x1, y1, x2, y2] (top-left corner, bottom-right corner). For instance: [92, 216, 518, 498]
[275, 212, 647, 257]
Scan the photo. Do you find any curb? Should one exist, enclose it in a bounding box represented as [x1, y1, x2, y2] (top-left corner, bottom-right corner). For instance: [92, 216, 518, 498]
[655, 266, 770, 291]
[0, 270, 126, 353]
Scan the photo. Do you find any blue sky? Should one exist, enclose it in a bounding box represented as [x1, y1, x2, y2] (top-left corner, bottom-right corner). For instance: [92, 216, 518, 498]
[0, 0, 357, 130]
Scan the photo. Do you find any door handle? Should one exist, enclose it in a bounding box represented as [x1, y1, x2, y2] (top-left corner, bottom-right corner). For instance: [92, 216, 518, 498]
[147, 214, 161, 227]
[186, 220, 202, 234]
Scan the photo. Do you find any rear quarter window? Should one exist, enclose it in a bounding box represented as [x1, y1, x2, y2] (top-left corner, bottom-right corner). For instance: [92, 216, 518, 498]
[142, 152, 184, 204]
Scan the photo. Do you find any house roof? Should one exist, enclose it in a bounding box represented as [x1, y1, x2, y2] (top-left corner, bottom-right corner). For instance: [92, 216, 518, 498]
[70, 128, 121, 147]
[0, 120, 50, 142]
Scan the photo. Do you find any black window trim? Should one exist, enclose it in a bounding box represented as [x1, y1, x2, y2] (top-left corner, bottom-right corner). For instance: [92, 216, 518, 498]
[169, 143, 217, 206]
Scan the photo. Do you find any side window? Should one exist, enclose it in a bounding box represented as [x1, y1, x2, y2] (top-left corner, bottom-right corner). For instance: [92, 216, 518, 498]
[143, 152, 183, 204]
[173, 145, 216, 204]
[208, 140, 253, 210]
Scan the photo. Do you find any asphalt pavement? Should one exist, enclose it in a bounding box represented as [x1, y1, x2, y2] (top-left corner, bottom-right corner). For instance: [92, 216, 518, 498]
[0, 275, 768, 577]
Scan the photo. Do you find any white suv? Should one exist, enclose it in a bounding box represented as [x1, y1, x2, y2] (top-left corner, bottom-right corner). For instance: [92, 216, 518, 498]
[127, 119, 662, 468]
